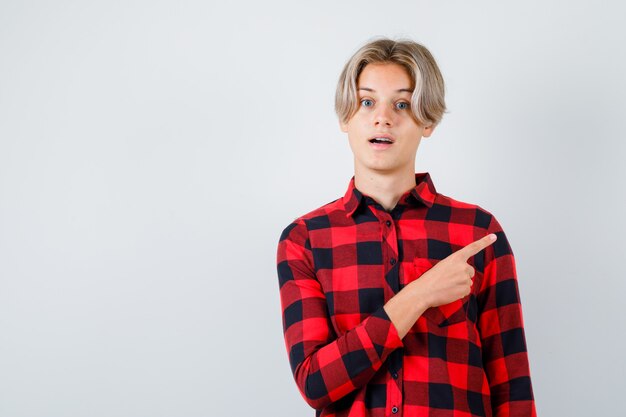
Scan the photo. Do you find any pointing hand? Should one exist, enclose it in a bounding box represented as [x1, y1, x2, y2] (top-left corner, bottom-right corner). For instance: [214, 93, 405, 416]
[414, 233, 497, 308]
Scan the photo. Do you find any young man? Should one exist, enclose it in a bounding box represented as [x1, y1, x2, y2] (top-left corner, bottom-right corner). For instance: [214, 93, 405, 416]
[276, 38, 536, 417]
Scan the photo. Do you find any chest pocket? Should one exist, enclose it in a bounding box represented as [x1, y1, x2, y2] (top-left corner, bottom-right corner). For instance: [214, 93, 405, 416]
[412, 258, 469, 327]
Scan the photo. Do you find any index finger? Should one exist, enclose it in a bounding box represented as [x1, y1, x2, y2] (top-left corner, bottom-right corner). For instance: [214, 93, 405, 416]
[456, 233, 497, 261]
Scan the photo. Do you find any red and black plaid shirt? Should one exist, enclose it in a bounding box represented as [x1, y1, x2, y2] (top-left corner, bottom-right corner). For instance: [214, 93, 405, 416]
[276, 172, 536, 417]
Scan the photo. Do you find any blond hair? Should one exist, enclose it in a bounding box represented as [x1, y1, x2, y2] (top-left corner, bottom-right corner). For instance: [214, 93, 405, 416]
[335, 37, 447, 127]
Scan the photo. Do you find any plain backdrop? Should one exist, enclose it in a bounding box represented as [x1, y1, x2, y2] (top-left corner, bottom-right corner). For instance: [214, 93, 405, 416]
[1, 1, 625, 416]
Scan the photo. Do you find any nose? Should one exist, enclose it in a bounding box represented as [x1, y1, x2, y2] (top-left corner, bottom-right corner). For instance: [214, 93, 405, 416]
[373, 104, 393, 127]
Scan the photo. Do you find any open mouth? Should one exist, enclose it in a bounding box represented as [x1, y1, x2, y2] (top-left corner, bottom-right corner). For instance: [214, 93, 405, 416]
[369, 138, 394, 144]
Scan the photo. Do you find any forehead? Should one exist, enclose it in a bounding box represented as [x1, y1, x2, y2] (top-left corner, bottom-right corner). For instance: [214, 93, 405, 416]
[357, 62, 414, 91]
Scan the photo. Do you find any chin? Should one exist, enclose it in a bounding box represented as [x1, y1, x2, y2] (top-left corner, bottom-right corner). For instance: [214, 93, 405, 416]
[367, 164, 400, 173]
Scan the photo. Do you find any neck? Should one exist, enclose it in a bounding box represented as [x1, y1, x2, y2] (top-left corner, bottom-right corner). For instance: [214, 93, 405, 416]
[354, 165, 417, 212]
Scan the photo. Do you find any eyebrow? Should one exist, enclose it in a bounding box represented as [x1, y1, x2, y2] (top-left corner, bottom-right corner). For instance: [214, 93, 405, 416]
[358, 87, 414, 93]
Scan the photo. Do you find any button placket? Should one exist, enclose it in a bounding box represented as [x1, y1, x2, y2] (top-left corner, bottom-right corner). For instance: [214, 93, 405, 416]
[383, 210, 403, 415]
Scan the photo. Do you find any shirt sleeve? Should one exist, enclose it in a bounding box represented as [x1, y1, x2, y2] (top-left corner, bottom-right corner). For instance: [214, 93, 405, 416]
[477, 214, 537, 417]
[276, 219, 404, 410]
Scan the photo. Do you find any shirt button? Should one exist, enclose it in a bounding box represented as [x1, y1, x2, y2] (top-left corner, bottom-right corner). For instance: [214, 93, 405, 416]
[392, 406, 399, 413]
[392, 372, 398, 379]
[390, 258, 396, 265]
[386, 220, 392, 227]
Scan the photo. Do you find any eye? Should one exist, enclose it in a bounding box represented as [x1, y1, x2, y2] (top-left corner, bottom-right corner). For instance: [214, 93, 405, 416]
[360, 99, 374, 108]
[396, 101, 410, 110]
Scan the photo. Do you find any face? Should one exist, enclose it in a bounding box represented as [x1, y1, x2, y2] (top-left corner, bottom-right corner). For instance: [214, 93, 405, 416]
[340, 62, 435, 177]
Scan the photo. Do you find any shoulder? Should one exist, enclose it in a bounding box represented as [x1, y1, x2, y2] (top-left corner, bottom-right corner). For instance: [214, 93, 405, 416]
[278, 197, 344, 243]
[433, 191, 504, 233]
[434, 192, 515, 262]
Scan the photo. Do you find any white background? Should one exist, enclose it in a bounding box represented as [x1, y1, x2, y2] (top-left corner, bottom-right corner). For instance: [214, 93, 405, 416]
[1, 1, 625, 416]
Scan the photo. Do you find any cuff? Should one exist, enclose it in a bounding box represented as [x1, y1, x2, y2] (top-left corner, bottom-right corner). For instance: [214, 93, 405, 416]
[360, 306, 404, 361]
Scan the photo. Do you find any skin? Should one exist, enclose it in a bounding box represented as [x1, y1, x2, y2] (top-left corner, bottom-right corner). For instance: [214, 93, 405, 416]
[339, 62, 497, 338]
[340, 62, 435, 212]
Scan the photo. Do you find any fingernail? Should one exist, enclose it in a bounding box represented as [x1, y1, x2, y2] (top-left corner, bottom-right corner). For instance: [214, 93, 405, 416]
[489, 234, 497, 241]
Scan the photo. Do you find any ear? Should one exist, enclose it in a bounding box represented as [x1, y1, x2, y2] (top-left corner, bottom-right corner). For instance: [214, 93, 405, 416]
[422, 123, 437, 138]
[339, 120, 348, 133]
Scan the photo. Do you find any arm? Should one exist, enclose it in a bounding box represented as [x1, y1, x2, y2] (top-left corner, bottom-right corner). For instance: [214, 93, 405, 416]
[276, 220, 403, 410]
[477, 215, 537, 417]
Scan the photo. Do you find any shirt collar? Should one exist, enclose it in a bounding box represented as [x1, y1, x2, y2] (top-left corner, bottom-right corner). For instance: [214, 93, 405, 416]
[342, 172, 437, 218]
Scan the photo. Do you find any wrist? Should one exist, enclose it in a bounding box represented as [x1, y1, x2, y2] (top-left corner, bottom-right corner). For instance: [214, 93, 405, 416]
[408, 279, 432, 314]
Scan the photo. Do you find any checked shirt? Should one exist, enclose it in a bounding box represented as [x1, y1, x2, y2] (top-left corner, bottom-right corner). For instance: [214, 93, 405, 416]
[276, 172, 536, 417]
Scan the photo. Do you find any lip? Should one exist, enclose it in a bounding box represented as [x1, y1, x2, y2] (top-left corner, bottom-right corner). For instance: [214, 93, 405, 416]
[368, 134, 395, 150]
[369, 133, 395, 143]
[369, 141, 394, 150]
